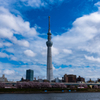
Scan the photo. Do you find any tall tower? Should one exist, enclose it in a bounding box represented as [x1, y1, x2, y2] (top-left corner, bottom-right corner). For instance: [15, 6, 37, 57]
[46, 16, 53, 82]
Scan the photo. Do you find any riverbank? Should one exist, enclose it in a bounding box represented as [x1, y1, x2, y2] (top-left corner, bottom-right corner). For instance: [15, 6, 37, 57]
[0, 88, 100, 93]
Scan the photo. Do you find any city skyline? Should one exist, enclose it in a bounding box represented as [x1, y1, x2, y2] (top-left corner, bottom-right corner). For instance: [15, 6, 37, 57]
[0, 0, 100, 81]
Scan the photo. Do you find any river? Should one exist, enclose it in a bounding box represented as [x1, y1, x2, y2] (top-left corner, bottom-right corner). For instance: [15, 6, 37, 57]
[0, 93, 100, 100]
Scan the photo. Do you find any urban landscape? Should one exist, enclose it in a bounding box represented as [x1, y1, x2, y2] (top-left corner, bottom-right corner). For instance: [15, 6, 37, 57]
[1, 0, 100, 100]
[0, 17, 100, 91]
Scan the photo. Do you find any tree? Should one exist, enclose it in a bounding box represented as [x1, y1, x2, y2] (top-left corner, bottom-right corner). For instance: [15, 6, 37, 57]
[70, 85, 75, 89]
[0, 82, 5, 88]
[40, 82, 51, 88]
[52, 83, 66, 89]
[94, 85, 98, 89]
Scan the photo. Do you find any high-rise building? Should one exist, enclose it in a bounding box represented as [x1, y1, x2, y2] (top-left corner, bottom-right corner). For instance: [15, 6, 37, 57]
[46, 16, 53, 82]
[26, 69, 34, 81]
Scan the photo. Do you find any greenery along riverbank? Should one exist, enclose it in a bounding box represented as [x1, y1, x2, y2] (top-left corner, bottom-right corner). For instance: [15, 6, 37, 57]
[0, 82, 100, 93]
[1, 88, 100, 93]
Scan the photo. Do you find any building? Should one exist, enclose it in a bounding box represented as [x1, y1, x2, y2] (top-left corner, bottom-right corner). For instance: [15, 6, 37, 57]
[96, 78, 100, 83]
[76, 76, 85, 83]
[43, 79, 49, 82]
[51, 77, 62, 83]
[55, 77, 62, 83]
[62, 74, 68, 82]
[0, 74, 8, 82]
[20, 77, 27, 82]
[46, 16, 53, 82]
[87, 78, 94, 83]
[64, 74, 68, 82]
[67, 74, 76, 82]
[62, 74, 76, 82]
[38, 79, 43, 82]
[26, 69, 34, 81]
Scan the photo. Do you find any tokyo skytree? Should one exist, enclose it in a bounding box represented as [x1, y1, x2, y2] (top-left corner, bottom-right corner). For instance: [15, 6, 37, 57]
[46, 16, 53, 82]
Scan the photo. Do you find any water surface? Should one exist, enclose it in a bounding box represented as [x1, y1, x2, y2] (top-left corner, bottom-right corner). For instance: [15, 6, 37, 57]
[0, 93, 100, 100]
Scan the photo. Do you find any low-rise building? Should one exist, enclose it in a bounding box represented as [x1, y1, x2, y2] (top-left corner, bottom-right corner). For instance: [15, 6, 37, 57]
[38, 79, 43, 82]
[62, 74, 76, 83]
[0, 74, 8, 82]
[67, 74, 76, 82]
[87, 79, 94, 83]
[96, 78, 100, 83]
[76, 76, 85, 83]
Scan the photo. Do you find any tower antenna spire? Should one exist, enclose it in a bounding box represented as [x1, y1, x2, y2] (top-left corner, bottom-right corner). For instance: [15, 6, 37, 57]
[48, 16, 51, 33]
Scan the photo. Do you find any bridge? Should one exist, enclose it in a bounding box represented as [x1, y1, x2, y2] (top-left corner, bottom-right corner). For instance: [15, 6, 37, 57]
[2, 82, 100, 86]
[50, 82, 100, 85]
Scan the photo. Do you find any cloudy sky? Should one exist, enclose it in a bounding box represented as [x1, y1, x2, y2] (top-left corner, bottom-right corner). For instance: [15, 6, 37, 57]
[0, 0, 100, 81]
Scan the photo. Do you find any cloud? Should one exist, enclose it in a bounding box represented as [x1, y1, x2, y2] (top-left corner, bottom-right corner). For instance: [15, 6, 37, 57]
[1, 3, 100, 67]
[63, 49, 72, 54]
[0, 7, 38, 47]
[1, 1, 100, 81]
[11, 37, 30, 47]
[0, 7, 37, 36]
[24, 50, 36, 57]
[3, 42, 13, 47]
[3, 69, 15, 75]
[53, 66, 100, 81]
[0, 0, 65, 10]
[85, 55, 100, 63]
[21, 0, 47, 8]
[20, 0, 64, 8]
[6, 48, 15, 53]
[0, 52, 9, 58]
[17, 40, 29, 47]
[70, 12, 100, 41]
[0, 61, 100, 81]
[0, 62, 46, 81]
[51, 6, 100, 66]
[0, 52, 17, 61]
[95, 2, 100, 6]
[0, 28, 13, 39]
[10, 55, 18, 61]
[0, 42, 12, 47]
[52, 47, 59, 56]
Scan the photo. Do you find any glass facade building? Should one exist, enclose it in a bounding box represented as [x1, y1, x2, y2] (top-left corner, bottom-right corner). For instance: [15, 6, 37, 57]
[26, 69, 34, 81]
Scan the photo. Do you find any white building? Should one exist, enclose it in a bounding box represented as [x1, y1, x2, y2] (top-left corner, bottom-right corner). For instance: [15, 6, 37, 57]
[0, 74, 8, 82]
